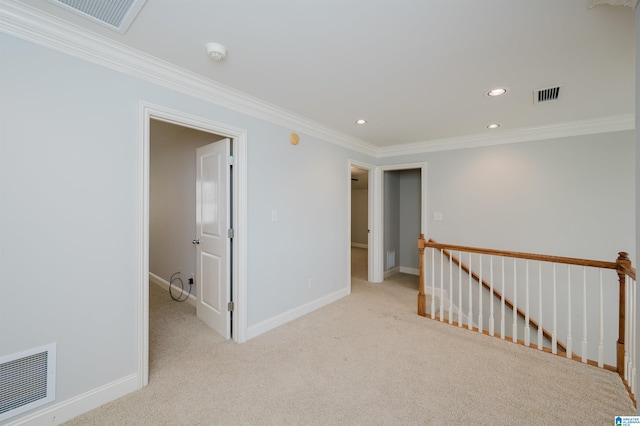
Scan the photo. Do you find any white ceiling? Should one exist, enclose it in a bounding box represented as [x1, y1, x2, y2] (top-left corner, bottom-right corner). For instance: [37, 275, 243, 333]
[14, 0, 636, 149]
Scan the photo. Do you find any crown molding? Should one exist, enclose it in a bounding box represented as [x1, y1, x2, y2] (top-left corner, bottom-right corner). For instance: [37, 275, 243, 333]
[377, 114, 636, 158]
[0, 0, 378, 157]
[0, 0, 634, 160]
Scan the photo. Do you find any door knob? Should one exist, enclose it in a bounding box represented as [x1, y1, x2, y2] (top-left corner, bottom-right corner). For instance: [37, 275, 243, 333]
[192, 239, 200, 245]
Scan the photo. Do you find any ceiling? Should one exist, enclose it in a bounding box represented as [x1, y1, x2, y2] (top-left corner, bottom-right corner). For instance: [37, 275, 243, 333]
[13, 0, 636, 150]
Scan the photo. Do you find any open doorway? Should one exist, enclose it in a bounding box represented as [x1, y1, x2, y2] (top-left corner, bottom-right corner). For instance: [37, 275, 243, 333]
[378, 162, 427, 283]
[350, 166, 369, 280]
[138, 102, 248, 388]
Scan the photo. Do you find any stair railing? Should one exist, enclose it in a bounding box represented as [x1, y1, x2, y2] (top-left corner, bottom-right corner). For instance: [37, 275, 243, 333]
[417, 234, 636, 403]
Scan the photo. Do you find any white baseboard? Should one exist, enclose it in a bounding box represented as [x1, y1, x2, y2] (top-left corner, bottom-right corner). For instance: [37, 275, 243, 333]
[384, 266, 400, 278]
[351, 243, 368, 249]
[149, 272, 197, 307]
[247, 286, 350, 340]
[400, 266, 419, 276]
[6, 373, 138, 426]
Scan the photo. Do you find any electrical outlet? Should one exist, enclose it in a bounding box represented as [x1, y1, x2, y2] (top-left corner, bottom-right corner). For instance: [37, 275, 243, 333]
[308, 278, 314, 288]
[178, 267, 183, 275]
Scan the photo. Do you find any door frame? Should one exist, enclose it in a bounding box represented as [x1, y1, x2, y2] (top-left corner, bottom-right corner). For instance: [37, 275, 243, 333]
[137, 102, 248, 388]
[377, 162, 428, 282]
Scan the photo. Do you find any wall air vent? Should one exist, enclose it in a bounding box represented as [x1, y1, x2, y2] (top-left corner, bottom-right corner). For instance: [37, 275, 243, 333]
[0, 344, 56, 422]
[534, 86, 561, 104]
[48, 0, 147, 33]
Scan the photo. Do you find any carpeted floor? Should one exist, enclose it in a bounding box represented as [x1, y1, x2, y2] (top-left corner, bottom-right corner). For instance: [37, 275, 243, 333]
[63, 248, 635, 425]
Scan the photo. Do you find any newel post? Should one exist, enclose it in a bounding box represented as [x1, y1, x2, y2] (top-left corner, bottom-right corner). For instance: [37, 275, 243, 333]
[418, 234, 427, 317]
[616, 251, 630, 375]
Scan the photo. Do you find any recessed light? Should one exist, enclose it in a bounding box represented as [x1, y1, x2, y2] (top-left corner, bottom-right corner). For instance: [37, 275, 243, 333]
[487, 123, 501, 129]
[487, 88, 507, 97]
[355, 119, 367, 125]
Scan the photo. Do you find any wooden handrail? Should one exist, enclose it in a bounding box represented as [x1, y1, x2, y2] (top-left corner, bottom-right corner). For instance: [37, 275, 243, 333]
[418, 234, 636, 372]
[434, 240, 567, 353]
[425, 241, 618, 270]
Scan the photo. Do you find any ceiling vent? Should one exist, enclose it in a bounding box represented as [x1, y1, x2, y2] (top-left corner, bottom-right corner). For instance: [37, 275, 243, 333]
[534, 86, 561, 104]
[48, 0, 147, 33]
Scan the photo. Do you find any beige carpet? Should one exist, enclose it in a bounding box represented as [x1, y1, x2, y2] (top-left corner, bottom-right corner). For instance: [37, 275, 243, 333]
[64, 249, 635, 425]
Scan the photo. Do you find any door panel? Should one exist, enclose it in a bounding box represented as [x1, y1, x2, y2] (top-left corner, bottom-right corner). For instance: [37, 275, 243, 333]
[196, 139, 230, 339]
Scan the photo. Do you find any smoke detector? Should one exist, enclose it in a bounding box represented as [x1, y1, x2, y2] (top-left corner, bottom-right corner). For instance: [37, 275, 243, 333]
[206, 43, 227, 61]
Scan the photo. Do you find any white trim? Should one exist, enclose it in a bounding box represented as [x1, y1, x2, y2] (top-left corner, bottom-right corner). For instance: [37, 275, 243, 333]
[377, 114, 635, 157]
[149, 272, 197, 307]
[0, 0, 376, 157]
[5, 374, 137, 426]
[384, 266, 400, 278]
[247, 287, 350, 340]
[351, 243, 368, 249]
[0, 0, 633, 161]
[138, 102, 249, 390]
[400, 266, 420, 276]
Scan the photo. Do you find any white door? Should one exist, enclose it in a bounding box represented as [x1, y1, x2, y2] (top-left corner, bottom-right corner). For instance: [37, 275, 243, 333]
[195, 139, 231, 339]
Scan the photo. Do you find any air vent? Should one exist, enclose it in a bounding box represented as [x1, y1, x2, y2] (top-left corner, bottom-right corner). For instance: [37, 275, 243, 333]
[534, 86, 561, 104]
[0, 344, 56, 422]
[48, 0, 147, 33]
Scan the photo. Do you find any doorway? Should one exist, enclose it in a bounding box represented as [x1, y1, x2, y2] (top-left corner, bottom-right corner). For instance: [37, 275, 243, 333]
[350, 166, 369, 280]
[377, 162, 427, 283]
[382, 168, 423, 279]
[138, 102, 248, 388]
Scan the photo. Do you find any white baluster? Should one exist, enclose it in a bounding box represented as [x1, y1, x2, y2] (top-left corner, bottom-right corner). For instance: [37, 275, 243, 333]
[524, 261, 530, 347]
[597, 269, 603, 368]
[458, 251, 462, 328]
[478, 255, 483, 334]
[448, 251, 453, 324]
[468, 252, 473, 330]
[500, 257, 505, 340]
[581, 266, 587, 363]
[566, 265, 572, 359]
[624, 275, 630, 381]
[431, 248, 435, 320]
[538, 262, 543, 350]
[439, 248, 444, 321]
[512, 258, 518, 343]
[489, 256, 494, 337]
[631, 278, 636, 395]
[552, 263, 557, 355]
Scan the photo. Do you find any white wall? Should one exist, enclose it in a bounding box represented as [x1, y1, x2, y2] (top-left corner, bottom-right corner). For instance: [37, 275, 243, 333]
[385, 132, 635, 262]
[149, 120, 224, 290]
[0, 33, 373, 423]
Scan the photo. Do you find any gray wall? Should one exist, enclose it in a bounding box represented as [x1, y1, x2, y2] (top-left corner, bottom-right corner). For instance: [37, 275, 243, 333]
[351, 189, 368, 246]
[399, 169, 421, 272]
[0, 32, 373, 416]
[384, 133, 635, 262]
[149, 120, 224, 289]
[384, 169, 421, 274]
[384, 171, 400, 271]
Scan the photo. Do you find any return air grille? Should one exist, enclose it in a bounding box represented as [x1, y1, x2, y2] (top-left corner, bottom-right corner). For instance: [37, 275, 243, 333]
[0, 344, 56, 422]
[534, 86, 561, 104]
[49, 0, 147, 33]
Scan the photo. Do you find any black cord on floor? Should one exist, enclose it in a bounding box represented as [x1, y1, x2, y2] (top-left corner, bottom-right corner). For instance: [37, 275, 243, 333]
[169, 271, 192, 302]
